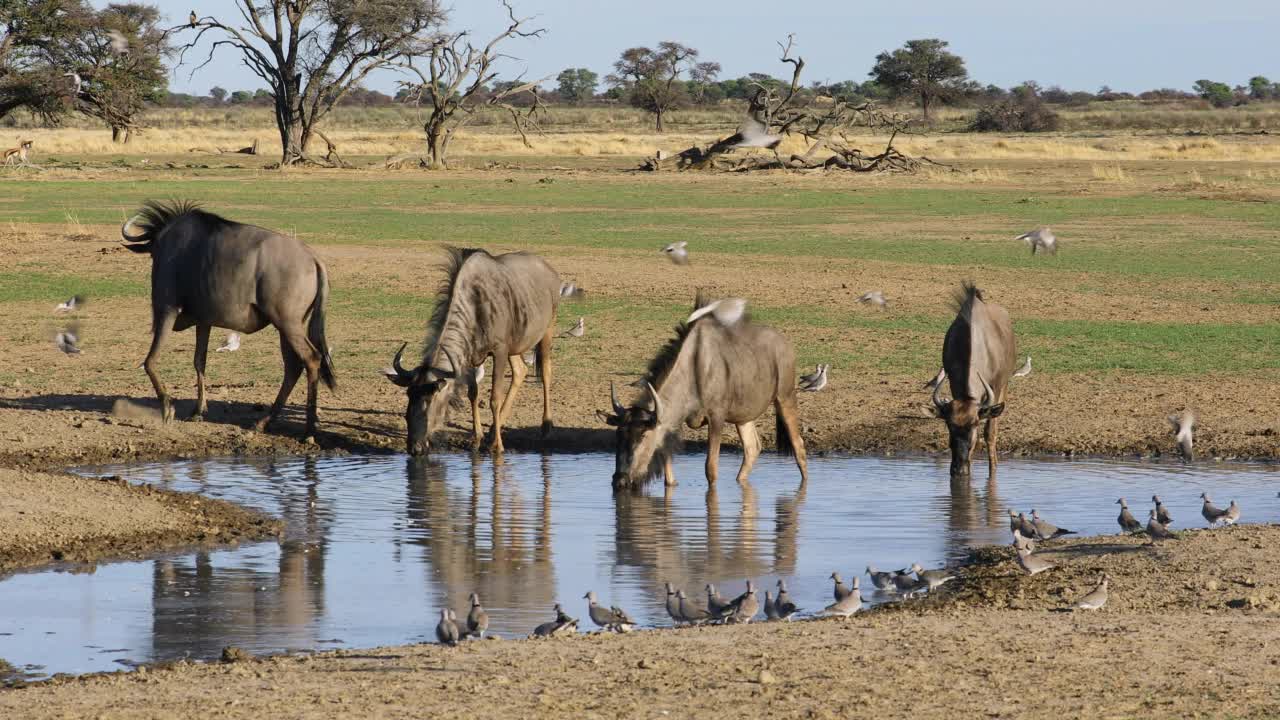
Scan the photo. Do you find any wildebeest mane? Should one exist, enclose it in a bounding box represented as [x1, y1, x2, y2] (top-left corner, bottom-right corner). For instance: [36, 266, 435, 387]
[122, 200, 227, 254]
[950, 281, 984, 320]
[946, 282, 984, 399]
[643, 289, 714, 387]
[423, 246, 488, 363]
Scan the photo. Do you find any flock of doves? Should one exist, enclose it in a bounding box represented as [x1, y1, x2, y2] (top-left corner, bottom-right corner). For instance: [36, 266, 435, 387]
[50, 294, 239, 356]
[437, 491, 1252, 645]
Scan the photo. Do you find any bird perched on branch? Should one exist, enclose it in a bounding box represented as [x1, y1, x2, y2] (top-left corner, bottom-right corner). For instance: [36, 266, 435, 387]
[189, 10, 198, 27]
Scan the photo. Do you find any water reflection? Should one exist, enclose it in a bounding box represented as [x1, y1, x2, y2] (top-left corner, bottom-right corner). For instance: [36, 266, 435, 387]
[0, 453, 1276, 678]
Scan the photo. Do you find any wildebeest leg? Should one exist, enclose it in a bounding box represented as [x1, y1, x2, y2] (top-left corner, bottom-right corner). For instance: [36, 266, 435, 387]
[190, 324, 211, 420]
[984, 416, 999, 480]
[143, 308, 179, 424]
[537, 327, 554, 436]
[735, 422, 761, 483]
[705, 415, 724, 484]
[256, 335, 303, 433]
[284, 330, 323, 438]
[663, 457, 676, 487]
[776, 396, 809, 484]
[496, 353, 526, 429]
[488, 351, 510, 454]
[468, 371, 483, 450]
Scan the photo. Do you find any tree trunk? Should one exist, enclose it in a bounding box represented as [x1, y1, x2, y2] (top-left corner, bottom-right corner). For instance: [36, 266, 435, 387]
[111, 126, 125, 143]
[920, 91, 931, 121]
[275, 74, 311, 166]
[424, 114, 449, 170]
[655, 109, 664, 133]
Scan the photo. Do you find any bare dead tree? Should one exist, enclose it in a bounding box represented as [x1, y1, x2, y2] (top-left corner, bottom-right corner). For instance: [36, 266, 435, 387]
[648, 36, 936, 174]
[389, 1, 546, 170]
[176, 0, 445, 166]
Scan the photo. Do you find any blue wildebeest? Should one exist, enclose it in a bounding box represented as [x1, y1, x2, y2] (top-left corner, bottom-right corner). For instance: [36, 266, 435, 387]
[121, 201, 336, 436]
[602, 293, 808, 490]
[383, 248, 561, 456]
[929, 283, 1016, 479]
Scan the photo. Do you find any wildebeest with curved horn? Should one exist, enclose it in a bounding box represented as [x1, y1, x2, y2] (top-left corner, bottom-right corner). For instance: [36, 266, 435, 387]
[928, 283, 1016, 479]
[121, 200, 336, 436]
[602, 292, 808, 490]
[383, 247, 561, 456]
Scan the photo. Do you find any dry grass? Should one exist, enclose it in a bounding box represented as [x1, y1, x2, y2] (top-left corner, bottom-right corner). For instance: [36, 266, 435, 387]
[1090, 164, 1132, 183]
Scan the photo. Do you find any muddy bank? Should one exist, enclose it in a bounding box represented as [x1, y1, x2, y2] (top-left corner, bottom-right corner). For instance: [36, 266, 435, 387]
[3, 525, 1279, 717]
[0, 467, 281, 575]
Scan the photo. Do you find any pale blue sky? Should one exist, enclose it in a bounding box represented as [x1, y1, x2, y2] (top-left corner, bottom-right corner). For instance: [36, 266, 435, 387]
[138, 0, 1276, 96]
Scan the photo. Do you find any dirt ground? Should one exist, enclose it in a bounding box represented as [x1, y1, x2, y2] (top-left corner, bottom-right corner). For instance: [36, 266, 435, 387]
[0, 467, 280, 574]
[3, 525, 1279, 718]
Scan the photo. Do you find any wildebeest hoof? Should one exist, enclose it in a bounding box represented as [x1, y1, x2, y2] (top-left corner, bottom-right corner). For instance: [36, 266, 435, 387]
[188, 409, 206, 421]
[540, 420, 553, 436]
[253, 416, 272, 432]
[161, 405, 175, 424]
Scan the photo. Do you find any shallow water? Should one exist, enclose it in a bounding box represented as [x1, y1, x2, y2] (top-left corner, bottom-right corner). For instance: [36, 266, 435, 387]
[1, 453, 1276, 678]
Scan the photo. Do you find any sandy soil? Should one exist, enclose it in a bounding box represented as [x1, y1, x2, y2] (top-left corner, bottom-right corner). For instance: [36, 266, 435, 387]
[4, 525, 1279, 717]
[0, 467, 281, 574]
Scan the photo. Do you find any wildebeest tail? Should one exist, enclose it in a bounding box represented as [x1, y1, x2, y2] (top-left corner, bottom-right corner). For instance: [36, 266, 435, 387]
[776, 407, 796, 458]
[309, 260, 337, 390]
[120, 199, 203, 253]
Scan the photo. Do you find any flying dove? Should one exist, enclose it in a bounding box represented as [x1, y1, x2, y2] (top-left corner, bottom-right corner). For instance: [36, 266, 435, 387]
[55, 323, 82, 355]
[858, 290, 889, 309]
[1168, 410, 1196, 462]
[559, 281, 585, 299]
[560, 317, 585, 338]
[1016, 227, 1057, 255]
[215, 332, 241, 352]
[107, 29, 130, 54]
[1222, 500, 1240, 525]
[798, 364, 828, 392]
[54, 295, 84, 313]
[662, 241, 689, 265]
[687, 297, 747, 326]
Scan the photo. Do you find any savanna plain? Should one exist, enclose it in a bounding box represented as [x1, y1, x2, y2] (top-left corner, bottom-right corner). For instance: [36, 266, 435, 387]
[1, 117, 1280, 717]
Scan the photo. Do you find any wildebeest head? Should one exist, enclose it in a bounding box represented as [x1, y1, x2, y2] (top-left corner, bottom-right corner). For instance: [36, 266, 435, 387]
[929, 373, 1004, 478]
[600, 382, 671, 488]
[383, 343, 458, 456]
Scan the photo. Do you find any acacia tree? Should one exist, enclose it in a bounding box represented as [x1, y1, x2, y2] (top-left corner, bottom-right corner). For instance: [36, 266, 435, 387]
[179, 0, 445, 165]
[555, 67, 597, 104]
[394, 1, 546, 170]
[869, 38, 967, 120]
[45, 3, 169, 142]
[0, 0, 83, 121]
[607, 42, 702, 132]
[687, 60, 721, 105]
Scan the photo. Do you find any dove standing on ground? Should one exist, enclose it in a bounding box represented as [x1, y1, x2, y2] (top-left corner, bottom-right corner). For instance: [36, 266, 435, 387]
[584, 591, 634, 632]
[1073, 575, 1110, 610]
[763, 590, 779, 621]
[824, 577, 862, 617]
[721, 581, 759, 624]
[866, 566, 902, 592]
[466, 592, 489, 639]
[435, 608, 459, 646]
[798, 364, 828, 392]
[911, 563, 956, 592]
[1016, 227, 1057, 255]
[1011, 529, 1036, 553]
[215, 332, 241, 352]
[1016, 512, 1039, 539]
[1030, 509, 1076, 540]
[664, 583, 683, 624]
[1146, 509, 1175, 541]
[1200, 493, 1230, 526]
[561, 317, 585, 338]
[55, 323, 82, 355]
[1012, 356, 1032, 378]
[1152, 495, 1173, 526]
[774, 580, 799, 620]
[677, 589, 710, 624]
[1168, 410, 1197, 462]
[858, 290, 889, 309]
[1222, 500, 1240, 525]
[1116, 498, 1142, 533]
[924, 367, 946, 391]
[1008, 509, 1021, 533]
[1016, 548, 1054, 576]
[662, 241, 689, 265]
[892, 571, 926, 596]
[829, 572, 852, 602]
[705, 583, 730, 617]
[532, 604, 578, 637]
[54, 295, 84, 313]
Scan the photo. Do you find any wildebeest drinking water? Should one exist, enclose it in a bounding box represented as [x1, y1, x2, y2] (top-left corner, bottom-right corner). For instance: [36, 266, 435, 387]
[928, 283, 1017, 479]
[383, 248, 561, 455]
[603, 292, 808, 489]
[121, 201, 336, 436]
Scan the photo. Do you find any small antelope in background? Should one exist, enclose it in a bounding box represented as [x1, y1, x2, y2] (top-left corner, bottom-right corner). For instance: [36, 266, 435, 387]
[3, 140, 32, 166]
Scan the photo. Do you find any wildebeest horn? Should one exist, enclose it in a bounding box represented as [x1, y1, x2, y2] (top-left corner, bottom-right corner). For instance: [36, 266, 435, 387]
[391, 342, 414, 381]
[645, 381, 663, 424]
[436, 345, 460, 379]
[610, 382, 625, 416]
[931, 378, 947, 412]
[121, 214, 144, 242]
[977, 373, 996, 408]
